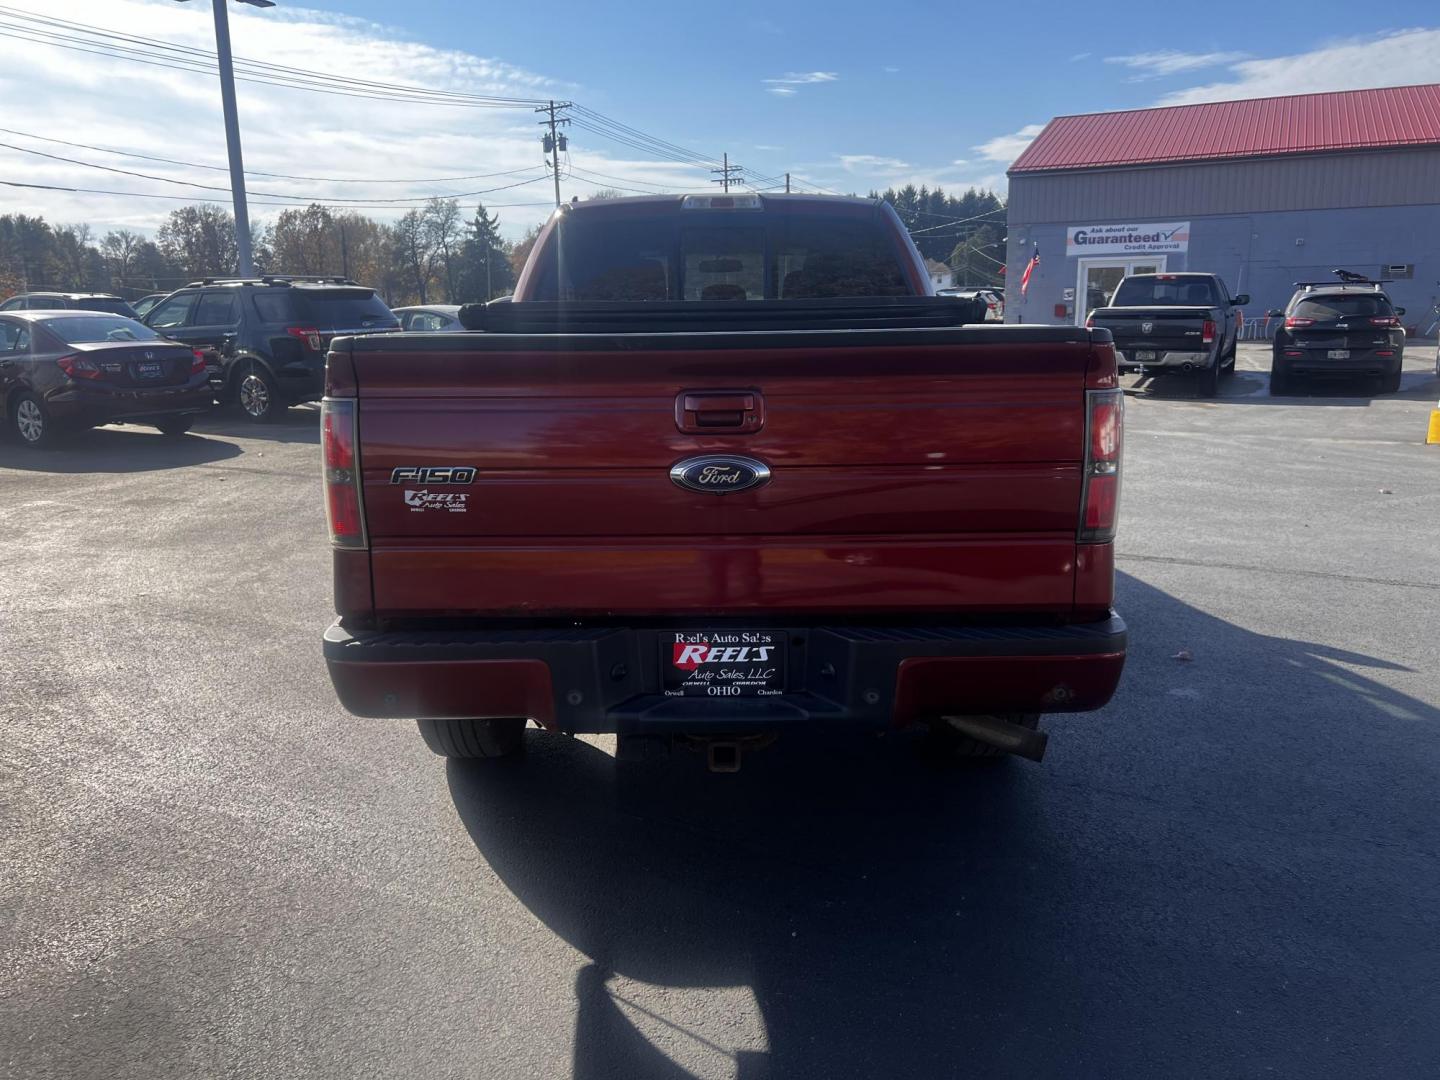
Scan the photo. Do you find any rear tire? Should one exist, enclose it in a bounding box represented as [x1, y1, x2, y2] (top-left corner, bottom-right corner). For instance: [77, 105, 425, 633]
[236, 362, 281, 423]
[1269, 359, 1293, 396]
[1197, 357, 1220, 398]
[924, 714, 1040, 761]
[10, 391, 57, 448]
[154, 416, 194, 437]
[417, 717, 526, 759]
[1379, 363, 1402, 394]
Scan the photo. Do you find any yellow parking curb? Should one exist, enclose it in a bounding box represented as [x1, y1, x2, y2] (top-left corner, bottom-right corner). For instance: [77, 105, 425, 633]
[1428, 408, 1440, 445]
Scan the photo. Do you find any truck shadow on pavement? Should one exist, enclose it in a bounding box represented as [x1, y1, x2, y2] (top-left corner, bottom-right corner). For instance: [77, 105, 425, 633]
[445, 573, 1440, 1079]
[0, 425, 241, 473]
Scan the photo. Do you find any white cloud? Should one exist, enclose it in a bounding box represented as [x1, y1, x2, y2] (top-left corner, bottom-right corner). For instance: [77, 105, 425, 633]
[950, 158, 969, 167]
[1068, 52, 1092, 63]
[837, 154, 911, 172]
[0, 0, 717, 242]
[1106, 49, 1248, 80]
[1156, 28, 1440, 105]
[766, 87, 798, 97]
[753, 144, 784, 151]
[883, 66, 901, 74]
[762, 71, 839, 85]
[973, 123, 1046, 165]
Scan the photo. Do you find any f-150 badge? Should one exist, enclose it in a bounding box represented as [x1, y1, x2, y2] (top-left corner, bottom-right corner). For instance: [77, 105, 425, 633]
[390, 466, 476, 484]
[403, 489, 468, 513]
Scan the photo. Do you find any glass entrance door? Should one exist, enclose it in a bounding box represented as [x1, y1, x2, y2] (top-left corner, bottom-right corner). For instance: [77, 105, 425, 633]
[1076, 256, 1167, 324]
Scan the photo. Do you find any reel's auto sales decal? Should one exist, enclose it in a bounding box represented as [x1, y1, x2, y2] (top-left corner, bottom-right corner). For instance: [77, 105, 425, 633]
[662, 630, 785, 697]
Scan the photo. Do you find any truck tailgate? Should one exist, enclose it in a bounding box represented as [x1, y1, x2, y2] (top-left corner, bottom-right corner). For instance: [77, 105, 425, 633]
[343, 327, 1101, 617]
[1093, 306, 1212, 352]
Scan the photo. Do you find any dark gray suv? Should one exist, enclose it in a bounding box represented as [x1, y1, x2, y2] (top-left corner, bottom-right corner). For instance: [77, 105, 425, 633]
[143, 276, 399, 421]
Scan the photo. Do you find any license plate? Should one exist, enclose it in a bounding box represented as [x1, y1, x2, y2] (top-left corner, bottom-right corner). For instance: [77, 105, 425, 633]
[137, 360, 163, 378]
[1134, 350, 1157, 361]
[1327, 349, 1350, 359]
[662, 630, 786, 698]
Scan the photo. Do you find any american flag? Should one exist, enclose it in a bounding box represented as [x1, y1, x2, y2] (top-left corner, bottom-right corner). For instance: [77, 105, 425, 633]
[1020, 245, 1040, 297]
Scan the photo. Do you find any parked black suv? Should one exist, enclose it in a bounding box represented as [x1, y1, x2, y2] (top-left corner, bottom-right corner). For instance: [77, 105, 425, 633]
[0, 292, 139, 318]
[142, 277, 399, 421]
[1269, 276, 1405, 395]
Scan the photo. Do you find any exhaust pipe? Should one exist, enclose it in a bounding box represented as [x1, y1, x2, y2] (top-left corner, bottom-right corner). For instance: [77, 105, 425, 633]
[941, 714, 1048, 762]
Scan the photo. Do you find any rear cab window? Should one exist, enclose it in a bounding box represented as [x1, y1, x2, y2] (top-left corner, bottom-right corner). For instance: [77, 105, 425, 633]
[1291, 294, 1393, 320]
[528, 201, 912, 301]
[1112, 276, 1220, 307]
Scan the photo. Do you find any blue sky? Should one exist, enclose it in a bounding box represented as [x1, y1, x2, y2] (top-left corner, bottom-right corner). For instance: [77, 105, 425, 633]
[3, 0, 1440, 239]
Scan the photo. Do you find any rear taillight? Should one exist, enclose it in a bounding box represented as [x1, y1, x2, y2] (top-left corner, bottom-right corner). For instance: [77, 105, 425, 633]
[190, 349, 207, 374]
[56, 354, 101, 380]
[1369, 316, 1400, 327]
[321, 398, 367, 549]
[1284, 349, 1303, 357]
[1079, 389, 1123, 544]
[1284, 316, 1313, 328]
[288, 326, 323, 351]
[1201, 319, 1217, 344]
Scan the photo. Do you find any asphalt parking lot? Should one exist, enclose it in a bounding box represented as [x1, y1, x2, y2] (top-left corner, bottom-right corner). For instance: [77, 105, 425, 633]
[3, 343, 1439, 1079]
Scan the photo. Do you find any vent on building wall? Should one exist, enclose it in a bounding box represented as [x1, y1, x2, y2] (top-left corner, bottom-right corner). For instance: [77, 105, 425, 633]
[1384, 264, 1413, 279]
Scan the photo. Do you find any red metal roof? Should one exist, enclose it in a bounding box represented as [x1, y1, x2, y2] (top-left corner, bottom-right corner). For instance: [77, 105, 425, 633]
[1009, 83, 1440, 173]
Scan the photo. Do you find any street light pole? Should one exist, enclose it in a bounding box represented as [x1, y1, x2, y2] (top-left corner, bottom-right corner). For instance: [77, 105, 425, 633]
[209, 0, 255, 276]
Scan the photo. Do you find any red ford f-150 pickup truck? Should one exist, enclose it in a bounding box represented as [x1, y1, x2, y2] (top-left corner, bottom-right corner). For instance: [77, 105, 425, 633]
[321, 194, 1125, 769]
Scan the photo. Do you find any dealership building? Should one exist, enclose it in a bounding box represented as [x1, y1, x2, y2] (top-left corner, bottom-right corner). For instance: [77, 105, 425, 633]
[1003, 83, 1440, 329]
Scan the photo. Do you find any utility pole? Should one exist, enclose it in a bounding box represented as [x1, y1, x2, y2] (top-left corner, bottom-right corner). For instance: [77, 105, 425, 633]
[339, 219, 349, 279]
[208, 0, 260, 276]
[785, 172, 791, 194]
[710, 153, 743, 192]
[536, 100, 572, 209]
[176, 0, 273, 276]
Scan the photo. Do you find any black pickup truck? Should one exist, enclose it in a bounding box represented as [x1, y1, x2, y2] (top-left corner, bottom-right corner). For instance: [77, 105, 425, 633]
[1086, 272, 1248, 397]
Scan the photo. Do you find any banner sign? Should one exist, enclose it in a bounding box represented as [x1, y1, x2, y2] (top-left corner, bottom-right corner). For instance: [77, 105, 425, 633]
[1066, 222, 1190, 256]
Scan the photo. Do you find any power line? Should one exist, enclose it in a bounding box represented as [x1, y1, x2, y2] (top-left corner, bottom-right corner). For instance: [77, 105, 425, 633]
[0, 7, 550, 107]
[905, 207, 1009, 234]
[0, 139, 552, 205]
[567, 172, 673, 197]
[0, 126, 548, 185]
[0, 179, 560, 211]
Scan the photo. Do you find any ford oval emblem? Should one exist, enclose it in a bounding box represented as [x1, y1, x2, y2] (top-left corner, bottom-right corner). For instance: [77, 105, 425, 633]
[670, 455, 771, 495]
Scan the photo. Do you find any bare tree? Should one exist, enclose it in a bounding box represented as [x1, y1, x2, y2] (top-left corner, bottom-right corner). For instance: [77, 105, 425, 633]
[101, 229, 142, 287]
[422, 198, 463, 302]
[394, 209, 434, 304]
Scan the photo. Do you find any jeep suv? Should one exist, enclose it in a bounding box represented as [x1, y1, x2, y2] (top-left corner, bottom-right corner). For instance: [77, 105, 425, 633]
[1269, 277, 1405, 395]
[142, 277, 399, 421]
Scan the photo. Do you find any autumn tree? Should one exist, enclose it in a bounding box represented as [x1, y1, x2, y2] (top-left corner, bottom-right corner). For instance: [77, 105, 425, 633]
[156, 204, 240, 280]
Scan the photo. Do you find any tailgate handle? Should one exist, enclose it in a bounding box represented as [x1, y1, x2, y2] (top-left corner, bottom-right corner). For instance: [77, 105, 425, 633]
[676, 390, 764, 433]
